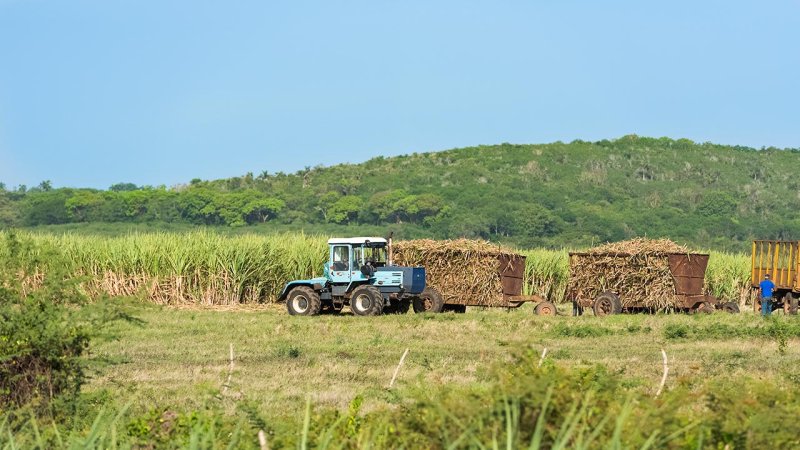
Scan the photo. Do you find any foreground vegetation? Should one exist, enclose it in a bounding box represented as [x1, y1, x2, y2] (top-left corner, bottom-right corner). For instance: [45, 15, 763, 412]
[3, 135, 800, 250]
[0, 230, 754, 305]
[4, 305, 800, 448]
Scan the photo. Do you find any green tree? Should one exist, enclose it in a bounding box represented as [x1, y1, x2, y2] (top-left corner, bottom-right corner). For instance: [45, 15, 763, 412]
[0, 191, 18, 226]
[238, 192, 285, 224]
[513, 206, 563, 238]
[698, 191, 737, 217]
[315, 191, 343, 222]
[109, 182, 139, 192]
[20, 191, 70, 225]
[367, 190, 409, 223]
[65, 191, 105, 222]
[37, 180, 53, 192]
[400, 193, 444, 223]
[328, 196, 364, 224]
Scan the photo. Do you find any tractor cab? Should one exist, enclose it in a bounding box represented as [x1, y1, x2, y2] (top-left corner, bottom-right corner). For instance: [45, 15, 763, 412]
[325, 237, 388, 283]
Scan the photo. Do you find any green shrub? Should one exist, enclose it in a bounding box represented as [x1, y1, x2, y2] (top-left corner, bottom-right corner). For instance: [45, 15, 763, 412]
[0, 231, 136, 415]
[664, 323, 689, 339]
[0, 232, 90, 412]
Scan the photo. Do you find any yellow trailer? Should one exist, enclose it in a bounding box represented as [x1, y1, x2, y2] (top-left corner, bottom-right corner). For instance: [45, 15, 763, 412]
[751, 240, 800, 314]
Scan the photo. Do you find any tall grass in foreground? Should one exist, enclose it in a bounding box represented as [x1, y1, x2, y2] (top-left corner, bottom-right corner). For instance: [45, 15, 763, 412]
[0, 395, 663, 450]
[0, 231, 754, 305]
[4, 350, 794, 448]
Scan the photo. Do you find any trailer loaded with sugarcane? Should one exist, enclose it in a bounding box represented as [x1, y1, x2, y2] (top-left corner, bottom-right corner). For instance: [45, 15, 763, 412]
[393, 239, 556, 314]
[567, 239, 740, 315]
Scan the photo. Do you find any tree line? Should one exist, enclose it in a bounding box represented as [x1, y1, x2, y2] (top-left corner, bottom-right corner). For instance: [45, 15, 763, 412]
[0, 183, 446, 229]
[2, 135, 800, 251]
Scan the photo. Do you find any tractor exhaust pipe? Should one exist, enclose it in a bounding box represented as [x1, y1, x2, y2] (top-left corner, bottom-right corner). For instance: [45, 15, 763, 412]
[387, 231, 394, 266]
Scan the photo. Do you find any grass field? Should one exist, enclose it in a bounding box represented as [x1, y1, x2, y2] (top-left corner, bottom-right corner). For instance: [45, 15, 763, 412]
[88, 305, 789, 411]
[54, 303, 799, 447]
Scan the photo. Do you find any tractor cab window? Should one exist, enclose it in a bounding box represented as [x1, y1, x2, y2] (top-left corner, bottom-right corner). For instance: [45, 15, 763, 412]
[332, 246, 349, 271]
[364, 245, 387, 267]
[352, 247, 363, 271]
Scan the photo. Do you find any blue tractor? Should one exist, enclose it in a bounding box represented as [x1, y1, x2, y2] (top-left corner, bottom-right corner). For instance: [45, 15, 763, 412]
[277, 237, 442, 316]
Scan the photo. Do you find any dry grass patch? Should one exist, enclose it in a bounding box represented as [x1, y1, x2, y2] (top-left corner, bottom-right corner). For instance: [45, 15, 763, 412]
[84, 305, 800, 424]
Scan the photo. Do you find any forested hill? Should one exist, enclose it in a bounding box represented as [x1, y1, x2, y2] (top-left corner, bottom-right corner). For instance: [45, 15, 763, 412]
[2, 135, 799, 251]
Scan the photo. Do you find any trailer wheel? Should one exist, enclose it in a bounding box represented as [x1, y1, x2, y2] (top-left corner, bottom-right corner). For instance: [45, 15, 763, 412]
[286, 286, 322, 316]
[721, 302, 740, 314]
[592, 292, 621, 316]
[787, 293, 798, 315]
[413, 287, 444, 313]
[534, 301, 558, 316]
[350, 285, 384, 316]
[694, 302, 715, 314]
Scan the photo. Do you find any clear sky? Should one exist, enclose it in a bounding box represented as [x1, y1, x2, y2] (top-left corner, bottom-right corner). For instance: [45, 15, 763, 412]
[1, 1, 798, 189]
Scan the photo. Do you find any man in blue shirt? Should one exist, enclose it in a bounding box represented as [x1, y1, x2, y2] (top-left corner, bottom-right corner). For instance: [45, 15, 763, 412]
[759, 274, 776, 316]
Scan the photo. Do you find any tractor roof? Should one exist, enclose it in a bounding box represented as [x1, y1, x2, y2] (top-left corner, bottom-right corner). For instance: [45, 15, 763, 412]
[327, 237, 387, 245]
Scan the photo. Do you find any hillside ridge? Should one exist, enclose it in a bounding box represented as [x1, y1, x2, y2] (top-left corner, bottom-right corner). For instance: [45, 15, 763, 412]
[2, 135, 799, 251]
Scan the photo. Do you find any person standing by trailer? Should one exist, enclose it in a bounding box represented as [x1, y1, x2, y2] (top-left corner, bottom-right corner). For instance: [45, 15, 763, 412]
[759, 274, 776, 316]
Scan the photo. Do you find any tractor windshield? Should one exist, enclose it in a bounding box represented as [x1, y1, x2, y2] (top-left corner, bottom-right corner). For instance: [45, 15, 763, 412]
[363, 245, 387, 267]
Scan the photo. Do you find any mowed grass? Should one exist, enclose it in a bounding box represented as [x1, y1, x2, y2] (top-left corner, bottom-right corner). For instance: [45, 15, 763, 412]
[87, 304, 800, 422]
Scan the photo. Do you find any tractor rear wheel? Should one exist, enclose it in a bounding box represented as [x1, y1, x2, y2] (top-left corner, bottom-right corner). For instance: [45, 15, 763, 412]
[412, 287, 444, 313]
[350, 285, 384, 316]
[534, 301, 558, 316]
[286, 286, 321, 316]
[592, 292, 622, 316]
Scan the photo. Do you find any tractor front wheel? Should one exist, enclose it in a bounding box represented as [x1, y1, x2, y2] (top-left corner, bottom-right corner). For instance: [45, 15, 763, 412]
[412, 287, 444, 313]
[286, 286, 321, 316]
[350, 285, 384, 316]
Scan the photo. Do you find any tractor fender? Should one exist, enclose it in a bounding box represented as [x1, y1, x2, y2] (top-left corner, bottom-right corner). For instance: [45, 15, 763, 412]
[277, 278, 327, 301]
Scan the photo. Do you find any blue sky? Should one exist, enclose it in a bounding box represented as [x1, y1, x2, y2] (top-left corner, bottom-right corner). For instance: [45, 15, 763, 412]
[1, 1, 798, 189]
